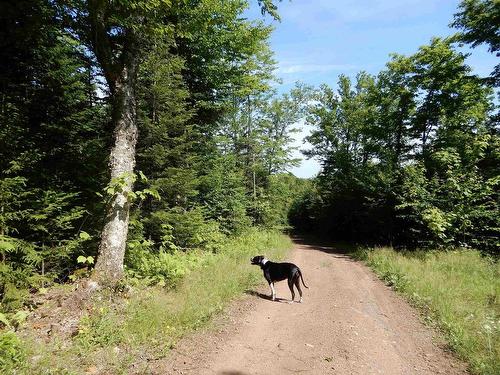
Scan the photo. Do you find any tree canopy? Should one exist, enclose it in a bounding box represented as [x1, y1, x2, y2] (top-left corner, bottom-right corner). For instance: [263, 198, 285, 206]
[293, 37, 498, 252]
[452, 0, 500, 86]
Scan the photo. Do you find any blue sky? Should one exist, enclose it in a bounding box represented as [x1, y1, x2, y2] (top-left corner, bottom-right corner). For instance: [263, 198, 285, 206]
[247, 0, 498, 178]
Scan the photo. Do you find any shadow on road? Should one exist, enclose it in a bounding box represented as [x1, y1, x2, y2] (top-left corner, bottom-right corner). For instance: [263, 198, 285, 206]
[291, 235, 358, 261]
[244, 290, 292, 303]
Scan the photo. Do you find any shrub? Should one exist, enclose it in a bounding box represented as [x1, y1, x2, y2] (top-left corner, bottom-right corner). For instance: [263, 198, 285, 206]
[0, 331, 25, 372]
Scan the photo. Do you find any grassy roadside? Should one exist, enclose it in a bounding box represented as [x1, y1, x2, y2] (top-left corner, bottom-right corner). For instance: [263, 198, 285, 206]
[7, 229, 292, 374]
[353, 247, 499, 375]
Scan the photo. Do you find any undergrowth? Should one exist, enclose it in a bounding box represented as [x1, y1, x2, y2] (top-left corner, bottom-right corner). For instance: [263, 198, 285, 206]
[11, 229, 291, 374]
[354, 247, 499, 375]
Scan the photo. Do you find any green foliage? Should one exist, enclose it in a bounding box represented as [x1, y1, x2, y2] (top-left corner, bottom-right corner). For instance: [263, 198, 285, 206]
[125, 243, 207, 287]
[296, 37, 499, 252]
[130, 0, 293, 253]
[0, 331, 26, 373]
[452, 0, 500, 86]
[212, 82, 311, 228]
[141, 208, 224, 251]
[362, 247, 500, 375]
[199, 155, 252, 234]
[0, 0, 108, 310]
[255, 173, 312, 230]
[77, 255, 94, 265]
[288, 180, 323, 232]
[258, 84, 312, 174]
[76, 306, 124, 350]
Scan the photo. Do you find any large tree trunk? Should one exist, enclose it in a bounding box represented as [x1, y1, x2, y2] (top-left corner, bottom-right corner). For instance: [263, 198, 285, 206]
[86, 0, 142, 283]
[93, 60, 138, 283]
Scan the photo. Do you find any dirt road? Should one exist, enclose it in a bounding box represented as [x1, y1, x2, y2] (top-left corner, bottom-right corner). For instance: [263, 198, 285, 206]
[161, 240, 467, 375]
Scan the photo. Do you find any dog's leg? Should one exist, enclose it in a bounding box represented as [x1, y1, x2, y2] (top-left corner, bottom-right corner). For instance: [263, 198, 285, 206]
[294, 277, 303, 303]
[269, 282, 276, 301]
[288, 278, 295, 303]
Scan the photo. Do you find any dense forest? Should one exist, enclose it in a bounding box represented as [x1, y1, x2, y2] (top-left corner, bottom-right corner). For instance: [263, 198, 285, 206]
[0, 0, 312, 299]
[291, 37, 499, 252]
[0, 0, 498, 317]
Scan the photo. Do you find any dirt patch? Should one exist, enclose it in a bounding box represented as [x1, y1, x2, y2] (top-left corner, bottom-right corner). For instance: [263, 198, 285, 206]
[153, 240, 468, 375]
[18, 279, 101, 344]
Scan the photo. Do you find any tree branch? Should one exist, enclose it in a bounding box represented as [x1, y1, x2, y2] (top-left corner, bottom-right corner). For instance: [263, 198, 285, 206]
[88, 0, 119, 90]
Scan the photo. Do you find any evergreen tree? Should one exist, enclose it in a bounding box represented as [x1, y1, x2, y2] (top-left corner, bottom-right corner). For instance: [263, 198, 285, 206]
[0, 0, 107, 301]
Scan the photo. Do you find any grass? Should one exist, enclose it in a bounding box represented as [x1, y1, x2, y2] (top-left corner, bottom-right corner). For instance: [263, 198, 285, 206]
[14, 229, 292, 374]
[354, 247, 499, 375]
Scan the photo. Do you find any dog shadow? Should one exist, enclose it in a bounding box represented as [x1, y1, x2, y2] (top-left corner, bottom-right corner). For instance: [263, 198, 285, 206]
[244, 290, 291, 303]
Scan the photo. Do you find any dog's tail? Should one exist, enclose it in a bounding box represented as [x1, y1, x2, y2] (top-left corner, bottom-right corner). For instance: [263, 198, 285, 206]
[299, 269, 309, 289]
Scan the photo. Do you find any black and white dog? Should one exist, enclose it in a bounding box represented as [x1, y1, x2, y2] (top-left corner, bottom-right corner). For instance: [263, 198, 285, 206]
[251, 255, 308, 303]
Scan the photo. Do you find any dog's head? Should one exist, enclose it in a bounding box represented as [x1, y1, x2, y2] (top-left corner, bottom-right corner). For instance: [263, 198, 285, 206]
[250, 255, 265, 265]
